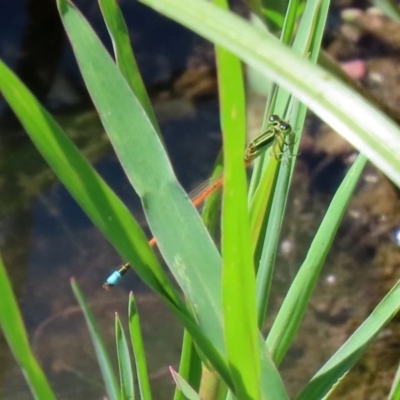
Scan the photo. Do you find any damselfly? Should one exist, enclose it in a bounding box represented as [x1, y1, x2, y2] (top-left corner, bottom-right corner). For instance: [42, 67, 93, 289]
[103, 115, 293, 289]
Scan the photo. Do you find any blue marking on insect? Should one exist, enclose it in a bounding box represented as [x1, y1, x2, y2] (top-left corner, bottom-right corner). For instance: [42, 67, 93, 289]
[103, 264, 129, 290]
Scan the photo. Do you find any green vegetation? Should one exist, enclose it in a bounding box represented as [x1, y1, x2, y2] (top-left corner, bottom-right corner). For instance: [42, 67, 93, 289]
[1, 0, 400, 399]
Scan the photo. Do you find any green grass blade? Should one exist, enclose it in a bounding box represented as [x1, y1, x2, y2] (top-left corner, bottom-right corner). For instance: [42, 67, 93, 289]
[249, 148, 281, 255]
[138, 0, 400, 189]
[173, 332, 201, 400]
[371, 0, 400, 23]
[71, 279, 119, 400]
[98, 0, 159, 131]
[214, 0, 260, 398]
[296, 277, 400, 399]
[58, 0, 225, 354]
[266, 154, 367, 365]
[0, 59, 182, 311]
[128, 293, 153, 400]
[388, 361, 400, 400]
[115, 315, 135, 400]
[170, 368, 201, 400]
[254, 144, 293, 326]
[292, 0, 323, 59]
[0, 8, 229, 384]
[261, 0, 290, 30]
[0, 255, 56, 400]
[257, 334, 289, 400]
[255, 0, 325, 326]
[280, 0, 298, 45]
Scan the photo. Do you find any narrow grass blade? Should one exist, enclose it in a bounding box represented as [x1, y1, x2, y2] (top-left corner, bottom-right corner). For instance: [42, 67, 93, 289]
[250, 149, 282, 258]
[266, 154, 367, 365]
[138, 0, 400, 190]
[173, 331, 201, 400]
[71, 279, 119, 400]
[255, 0, 326, 326]
[128, 293, 152, 400]
[0, 10, 229, 386]
[0, 255, 56, 400]
[371, 0, 400, 23]
[292, 0, 323, 60]
[214, 1, 261, 398]
[98, 0, 159, 131]
[0, 60, 182, 312]
[170, 367, 201, 400]
[257, 334, 289, 400]
[280, 0, 298, 45]
[296, 277, 400, 399]
[389, 361, 400, 400]
[58, 0, 225, 355]
[115, 315, 135, 400]
[253, 145, 292, 326]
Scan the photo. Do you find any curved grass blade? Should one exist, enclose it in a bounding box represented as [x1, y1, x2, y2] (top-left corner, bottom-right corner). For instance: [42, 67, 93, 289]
[115, 315, 135, 400]
[0, 255, 56, 400]
[266, 154, 367, 365]
[128, 293, 152, 400]
[57, 0, 225, 355]
[71, 279, 119, 400]
[138, 0, 400, 190]
[0, 60, 182, 313]
[296, 277, 400, 399]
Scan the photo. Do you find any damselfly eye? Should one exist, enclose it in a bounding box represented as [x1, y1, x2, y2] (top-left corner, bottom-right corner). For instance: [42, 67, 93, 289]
[280, 122, 289, 130]
[269, 114, 280, 123]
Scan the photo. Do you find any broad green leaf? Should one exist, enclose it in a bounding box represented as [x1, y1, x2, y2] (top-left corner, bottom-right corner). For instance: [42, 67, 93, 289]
[58, 0, 225, 356]
[0, 59, 181, 312]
